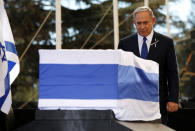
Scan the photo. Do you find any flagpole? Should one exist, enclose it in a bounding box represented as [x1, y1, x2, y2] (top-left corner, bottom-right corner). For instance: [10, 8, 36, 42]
[144, 0, 149, 7]
[113, 0, 119, 50]
[165, 0, 170, 37]
[56, 0, 62, 49]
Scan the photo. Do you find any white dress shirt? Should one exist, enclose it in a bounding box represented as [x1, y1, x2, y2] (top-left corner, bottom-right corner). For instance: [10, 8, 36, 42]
[138, 30, 154, 55]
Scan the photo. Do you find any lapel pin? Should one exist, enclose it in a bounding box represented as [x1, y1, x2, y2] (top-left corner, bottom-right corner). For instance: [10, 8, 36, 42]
[150, 38, 159, 48]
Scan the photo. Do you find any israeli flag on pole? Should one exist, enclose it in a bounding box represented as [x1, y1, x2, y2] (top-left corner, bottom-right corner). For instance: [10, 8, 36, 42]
[39, 49, 160, 121]
[0, 0, 19, 114]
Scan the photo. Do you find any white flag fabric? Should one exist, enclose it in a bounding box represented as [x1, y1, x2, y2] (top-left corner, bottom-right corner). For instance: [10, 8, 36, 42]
[0, 0, 19, 114]
[38, 49, 160, 121]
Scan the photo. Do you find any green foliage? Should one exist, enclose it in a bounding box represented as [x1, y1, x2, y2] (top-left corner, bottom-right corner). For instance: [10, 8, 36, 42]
[175, 0, 195, 100]
[175, 29, 195, 100]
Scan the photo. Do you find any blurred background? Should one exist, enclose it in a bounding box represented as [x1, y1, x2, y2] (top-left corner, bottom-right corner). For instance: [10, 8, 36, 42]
[5, 0, 195, 123]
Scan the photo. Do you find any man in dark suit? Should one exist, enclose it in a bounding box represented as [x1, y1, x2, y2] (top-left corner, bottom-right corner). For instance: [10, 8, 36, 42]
[0, 111, 6, 131]
[118, 6, 179, 125]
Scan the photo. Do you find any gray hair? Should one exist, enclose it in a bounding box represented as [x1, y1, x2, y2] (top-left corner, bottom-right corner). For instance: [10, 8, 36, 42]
[133, 6, 155, 21]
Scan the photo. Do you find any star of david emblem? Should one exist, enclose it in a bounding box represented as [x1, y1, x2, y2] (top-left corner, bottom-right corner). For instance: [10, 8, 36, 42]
[0, 42, 7, 62]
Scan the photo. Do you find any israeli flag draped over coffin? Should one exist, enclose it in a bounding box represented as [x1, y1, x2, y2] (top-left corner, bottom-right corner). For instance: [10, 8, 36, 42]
[0, 0, 19, 114]
[38, 49, 160, 121]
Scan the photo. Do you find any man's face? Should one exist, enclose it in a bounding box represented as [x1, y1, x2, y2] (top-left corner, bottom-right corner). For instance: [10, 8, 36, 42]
[134, 11, 155, 37]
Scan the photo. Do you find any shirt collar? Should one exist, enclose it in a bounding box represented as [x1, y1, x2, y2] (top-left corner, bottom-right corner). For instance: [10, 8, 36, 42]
[137, 30, 154, 54]
[138, 30, 154, 42]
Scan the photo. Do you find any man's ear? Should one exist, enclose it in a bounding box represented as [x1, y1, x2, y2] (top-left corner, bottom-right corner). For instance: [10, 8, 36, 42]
[152, 17, 156, 25]
[133, 20, 136, 26]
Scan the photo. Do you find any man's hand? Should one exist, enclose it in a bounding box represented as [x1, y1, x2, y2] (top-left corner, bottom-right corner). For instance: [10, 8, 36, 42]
[166, 102, 179, 112]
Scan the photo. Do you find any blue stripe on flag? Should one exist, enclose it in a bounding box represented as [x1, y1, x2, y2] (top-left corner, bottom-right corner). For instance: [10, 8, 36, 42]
[0, 72, 10, 108]
[8, 60, 16, 73]
[39, 64, 118, 99]
[39, 64, 159, 102]
[118, 65, 159, 102]
[5, 41, 17, 55]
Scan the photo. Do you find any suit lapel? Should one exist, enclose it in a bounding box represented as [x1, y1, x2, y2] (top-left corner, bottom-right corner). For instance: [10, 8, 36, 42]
[147, 32, 158, 59]
[131, 33, 140, 57]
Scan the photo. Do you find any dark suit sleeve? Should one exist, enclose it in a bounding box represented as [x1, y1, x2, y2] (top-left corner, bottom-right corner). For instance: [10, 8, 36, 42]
[167, 39, 179, 103]
[118, 40, 123, 49]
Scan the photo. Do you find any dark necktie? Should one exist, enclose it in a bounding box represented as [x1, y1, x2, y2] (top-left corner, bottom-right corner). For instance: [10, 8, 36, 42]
[141, 37, 148, 59]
